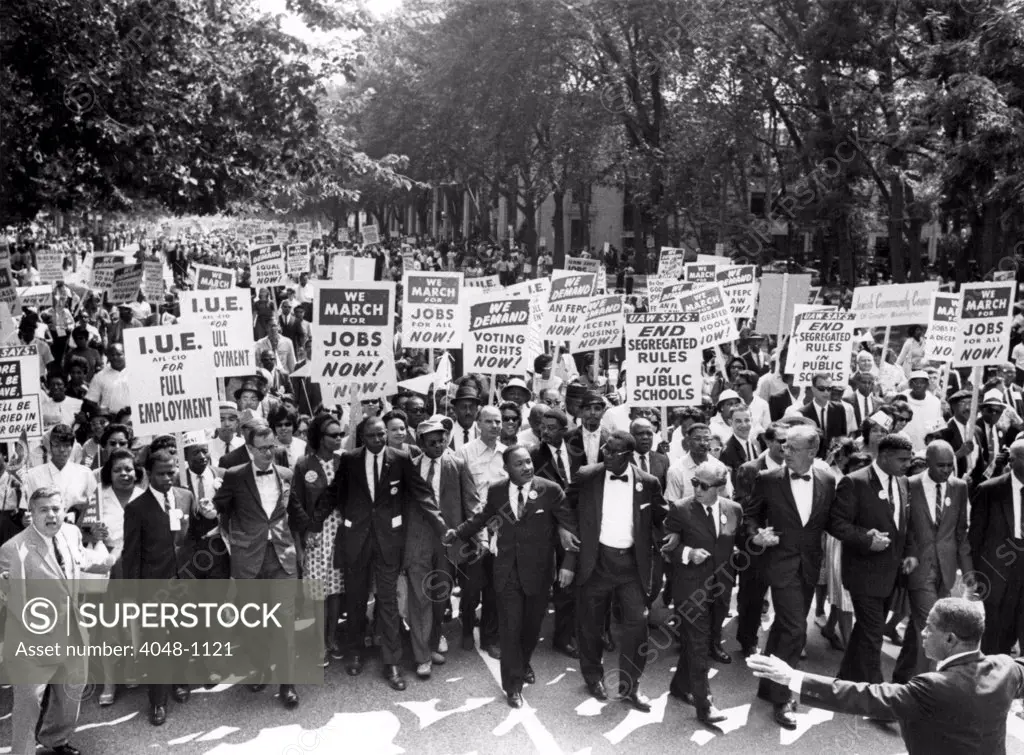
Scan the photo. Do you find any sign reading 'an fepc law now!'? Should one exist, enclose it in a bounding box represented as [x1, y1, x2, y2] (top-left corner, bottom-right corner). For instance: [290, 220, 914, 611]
[311, 282, 397, 399]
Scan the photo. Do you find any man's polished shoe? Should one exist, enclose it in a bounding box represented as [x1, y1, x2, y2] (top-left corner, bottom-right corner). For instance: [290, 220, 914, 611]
[555, 641, 580, 659]
[709, 646, 732, 664]
[280, 685, 299, 710]
[172, 685, 190, 703]
[698, 705, 728, 725]
[346, 654, 364, 676]
[416, 662, 432, 679]
[587, 680, 608, 701]
[384, 665, 407, 691]
[506, 689, 524, 708]
[51, 745, 82, 755]
[523, 665, 535, 685]
[774, 701, 798, 730]
[669, 688, 695, 706]
[150, 705, 167, 726]
[485, 644, 502, 660]
[820, 625, 845, 651]
[461, 635, 475, 651]
[624, 690, 652, 712]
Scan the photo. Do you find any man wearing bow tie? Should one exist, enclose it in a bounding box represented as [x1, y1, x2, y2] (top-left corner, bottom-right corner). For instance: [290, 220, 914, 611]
[212, 425, 300, 709]
[567, 431, 666, 711]
[745, 424, 839, 729]
[831, 434, 918, 693]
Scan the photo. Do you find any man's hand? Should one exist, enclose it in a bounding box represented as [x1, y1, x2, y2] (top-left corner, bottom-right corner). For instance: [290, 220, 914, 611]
[660, 532, 681, 555]
[559, 527, 580, 553]
[441, 529, 458, 547]
[91, 522, 109, 543]
[746, 653, 795, 687]
[689, 548, 711, 565]
[957, 440, 975, 457]
[901, 556, 918, 574]
[557, 568, 575, 588]
[752, 527, 779, 547]
[197, 498, 217, 520]
[867, 529, 891, 552]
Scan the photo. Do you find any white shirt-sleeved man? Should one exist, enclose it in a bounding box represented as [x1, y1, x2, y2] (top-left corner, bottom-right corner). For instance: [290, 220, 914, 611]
[665, 453, 733, 502]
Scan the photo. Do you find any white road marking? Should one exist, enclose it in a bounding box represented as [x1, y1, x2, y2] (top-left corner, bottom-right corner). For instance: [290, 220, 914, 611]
[602, 692, 669, 745]
[397, 696, 495, 729]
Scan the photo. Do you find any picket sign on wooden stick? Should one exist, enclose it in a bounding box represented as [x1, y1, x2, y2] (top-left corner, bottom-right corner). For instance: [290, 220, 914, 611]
[773, 274, 790, 376]
[881, 325, 892, 364]
[966, 366, 983, 430]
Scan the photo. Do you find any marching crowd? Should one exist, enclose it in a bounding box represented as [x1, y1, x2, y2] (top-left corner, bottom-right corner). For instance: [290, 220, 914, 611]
[3, 222, 1024, 755]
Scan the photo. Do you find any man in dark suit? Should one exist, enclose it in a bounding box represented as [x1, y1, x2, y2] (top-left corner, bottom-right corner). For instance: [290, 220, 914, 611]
[718, 406, 761, 474]
[124, 449, 213, 724]
[831, 433, 918, 691]
[567, 431, 665, 711]
[663, 463, 742, 726]
[0, 488, 112, 755]
[218, 417, 287, 470]
[745, 424, 837, 729]
[629, 417, 669, 489]
[566, 391, 608, 468]
[177, 435, 229, 581]
[749, 597, 1024, 755]
[938, 390, 984, 480]
[845, 371, 882, 430]
[312, 416, 447, 691]
[797, 372, 847, 457]
[443, 445, 578, 708]
[741, 334, 771, 376]
[531, 406, 582, 658]
[976, 391, 1010, 481]
[893, 440, 974, 682]
[733, 422, 789, 657]
[405, 415, 483, 678]
[969, 438, 1024, 654]
[212, 425, 300, 709]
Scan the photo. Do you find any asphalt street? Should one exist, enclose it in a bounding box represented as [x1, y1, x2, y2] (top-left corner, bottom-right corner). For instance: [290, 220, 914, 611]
[3, 600, 1023, 755]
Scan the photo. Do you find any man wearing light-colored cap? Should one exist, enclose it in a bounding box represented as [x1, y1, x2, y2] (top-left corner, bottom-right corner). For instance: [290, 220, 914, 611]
[710, 389, 743, 443]
[978, 389, 1011, 479]
[178, 430, 229, 580]
[901, 369, 943, 453]
[405, 415, 484, 678]
[208, 401, 244, 468]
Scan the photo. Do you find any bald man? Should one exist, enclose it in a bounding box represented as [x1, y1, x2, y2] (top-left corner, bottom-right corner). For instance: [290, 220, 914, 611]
[893, 440, 973, 683]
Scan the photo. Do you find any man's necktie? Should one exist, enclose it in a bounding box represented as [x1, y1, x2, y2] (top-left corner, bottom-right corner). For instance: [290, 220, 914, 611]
[819, 405, 827, 436]
[639, 455, 648, 473]
[256, 469, 274, 476]
[887, 476, 895, 518]
[197, 473, 206, 500]
[935, 482, 943, 526]
[704, 505, 716, 536]
[463, 428, 470, 445]
[52, 538, 67, 578]
[745, 440, 754, 461]
[610, 474, 628, 482]
[427, 459, 436, 487]
[516, 486, 525, 519]
[555, 447, 568, 482]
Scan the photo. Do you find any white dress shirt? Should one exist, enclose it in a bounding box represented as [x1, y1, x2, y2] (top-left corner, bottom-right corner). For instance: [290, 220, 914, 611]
[208, 434, 244, 467]
[506, 479, 532, 521]
[364, 450, 384, 500]
[734, 434, 759, 464]
[581, 427, 602, 466]
[746, 396, 772, 434]
[871, 461, 900, 529]
[84, 365, 132, 413]
[921, 474, 947, 526]
[22, 461, 98, 513]
[788, 467, 814, 526]
[634, 451, 652, 474]
[665, 453, 733, 502]
[254, 466, 279, 520]
[451, 423, 479, 453]
[419, 454, 442, 504]
[148, 485, 173, 513]
[764, 454, 783, 471]
[599, 467, 634, 548]
[1013, 474, 1023, 539]
[547, 443, 573, 484]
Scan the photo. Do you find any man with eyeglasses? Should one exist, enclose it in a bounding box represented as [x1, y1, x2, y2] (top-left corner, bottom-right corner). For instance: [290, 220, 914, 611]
[566, 431, 665, 712]
[498, 401, 522, 446]
[212, 425, 300, 709]
[745, 424, 839, 729]
[665, 424, 733, 504]
[662, 462, 742, 726]
[796, 373, 847, 458]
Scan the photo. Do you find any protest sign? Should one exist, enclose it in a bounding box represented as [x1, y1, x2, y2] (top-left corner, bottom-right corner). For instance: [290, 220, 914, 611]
[464, 275, 500, 290]
[543, 271, 598, 341]
[570, 295, 624, 353]
[287, 243, 310, 276]
[123, 325, 219, 436]
[328, 255, 376, 281]
[924, 292, 962, 363]
[336, 228, 350, 243]
[658, 280, 696, 311]
[402, 271, 464, 348]
[193, 264, 235, 290]
[956, 281, 1015, 366]
[251, 233, 275, 247]
[505, 277, 549, 364]
[695, 253, 733, 265]
[683, 263, 717, 284]
[565, 256, 601, 274]
[756, 273, 813, 338]
[311, 281, 397, 399]
[677, 285, 739, 347]
[849, 282, 939, 327]
[464, 295, 530, 375]
[17, 285, 52, 310]
[362, 224, 381, 246]
[108, 264, 143, 304]
[786, 308, 856, 386]
[0, 345, 42, 440]
[91, 254, 120, 293]
[251, 245, 286, 288]
[715, 265, 758, 319]
[0, 267, 19, 316]
[180, 291, 255, 377]
[623, 313, 702, 406]
[37, 247, 63, 282]
[143, 258, 164, 301]
[658, 247, 690, 279]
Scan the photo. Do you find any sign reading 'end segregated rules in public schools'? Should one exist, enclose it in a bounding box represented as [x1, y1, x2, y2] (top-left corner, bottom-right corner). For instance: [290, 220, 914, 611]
[624, 313, 702, 406]
[124, 325, 219, 436]
[401, 271, 464, 349]
[311, 281, 397, 399]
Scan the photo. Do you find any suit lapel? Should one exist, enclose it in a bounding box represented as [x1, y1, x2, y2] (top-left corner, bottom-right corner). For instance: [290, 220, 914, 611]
[244, 464, 261, 505]
[30, 527, 67, 584]
[809, 468, 826, 523]
[777, 469, 802, 523]
[594, 468, 605, 533]
[358, 449, 373, 501]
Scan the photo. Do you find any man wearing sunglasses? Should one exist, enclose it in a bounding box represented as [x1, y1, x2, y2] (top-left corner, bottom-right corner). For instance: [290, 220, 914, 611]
[796, 373, 847, 458]
[662, 463, 742, 727]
